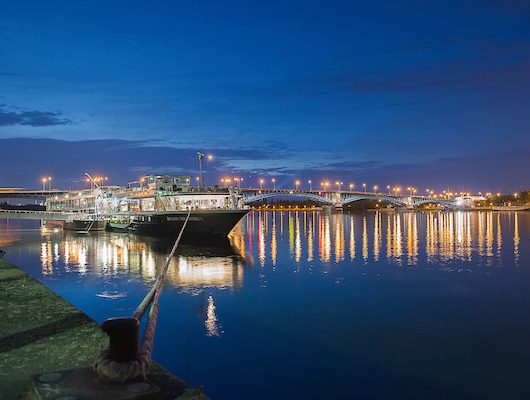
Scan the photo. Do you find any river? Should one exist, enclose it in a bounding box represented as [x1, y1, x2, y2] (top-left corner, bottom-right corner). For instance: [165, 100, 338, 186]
[1, 210, 529, 399]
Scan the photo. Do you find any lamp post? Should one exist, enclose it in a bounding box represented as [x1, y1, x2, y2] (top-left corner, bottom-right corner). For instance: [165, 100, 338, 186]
[196, 152, 213, 189]
[362, 183, 366, 193]
[349, 183, 354, 191]
[373, 185, 378, 194]
[387, 185, 390, 195]
[259, 179, 264, 189]
[308, 180, 312, 191]
[41, 177, 47, 191]
[295, 180, 300, 190]
[272, 178, 276, 190]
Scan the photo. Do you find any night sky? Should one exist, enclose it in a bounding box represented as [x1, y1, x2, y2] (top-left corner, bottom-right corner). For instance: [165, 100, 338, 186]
[1, 1, 529, 192]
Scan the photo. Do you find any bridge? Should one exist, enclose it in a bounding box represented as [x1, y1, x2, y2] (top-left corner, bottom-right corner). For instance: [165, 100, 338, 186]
[237, 188, 459, 209]
[0, 189, 70, 200]
[0, 187, 467, 209]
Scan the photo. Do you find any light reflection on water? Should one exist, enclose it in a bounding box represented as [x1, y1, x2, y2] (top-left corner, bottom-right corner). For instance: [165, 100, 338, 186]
[240, 211, 523, 268]
[1, 210, 530, 399]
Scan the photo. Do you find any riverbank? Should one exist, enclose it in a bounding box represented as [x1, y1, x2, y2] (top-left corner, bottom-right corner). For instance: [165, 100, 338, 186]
[0, 257, 203, 399]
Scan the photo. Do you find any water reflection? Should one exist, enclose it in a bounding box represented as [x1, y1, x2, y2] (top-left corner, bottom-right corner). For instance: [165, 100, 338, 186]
[205, 295, 222, 337]
[3, 210, 527, 291]
[36, 229, 245, 291]
[239, 211, 525, 268]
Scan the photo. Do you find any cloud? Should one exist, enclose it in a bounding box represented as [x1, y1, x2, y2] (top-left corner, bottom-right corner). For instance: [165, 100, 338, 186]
[0, 105, 72, 127]
[0, 138, 273, 188]
[323, 39, 530, 96]
[329, 61, 530, 95]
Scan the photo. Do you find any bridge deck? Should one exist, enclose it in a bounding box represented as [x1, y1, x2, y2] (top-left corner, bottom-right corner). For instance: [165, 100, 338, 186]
[0, 210, 80, 221]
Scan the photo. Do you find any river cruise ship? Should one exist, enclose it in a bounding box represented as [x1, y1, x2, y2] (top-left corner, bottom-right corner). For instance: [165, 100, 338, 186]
[44, 174, 249, 238]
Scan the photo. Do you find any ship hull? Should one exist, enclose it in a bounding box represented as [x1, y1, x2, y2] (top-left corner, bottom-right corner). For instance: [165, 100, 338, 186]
[127, 209, 249, 238]
[64, 220, 107, 232]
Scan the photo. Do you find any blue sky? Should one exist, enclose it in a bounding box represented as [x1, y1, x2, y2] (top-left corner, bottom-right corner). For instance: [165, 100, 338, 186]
[1, 1, 529, 192]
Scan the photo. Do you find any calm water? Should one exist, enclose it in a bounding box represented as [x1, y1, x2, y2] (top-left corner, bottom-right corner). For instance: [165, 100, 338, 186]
[1, 211, 530, 399]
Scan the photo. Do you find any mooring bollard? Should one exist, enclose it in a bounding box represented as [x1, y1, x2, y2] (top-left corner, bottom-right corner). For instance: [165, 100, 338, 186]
[101, 317, 139, 362]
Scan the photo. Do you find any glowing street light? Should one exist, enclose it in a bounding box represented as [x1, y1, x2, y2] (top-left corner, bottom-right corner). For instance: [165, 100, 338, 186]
[362, 183, 367, 193]
[196, 152, 213, 189]
[272, 178, 276, 190]
[387, 185, 391, 195]
[295, 180, 301, 190]
[259, 179, 264, 189]
[335, 181, 343, 191]
[41, 177, 47, 191]
[373, 185, 378, 194]
[349, 183, 354, 191]
[308, 180, 312, 191]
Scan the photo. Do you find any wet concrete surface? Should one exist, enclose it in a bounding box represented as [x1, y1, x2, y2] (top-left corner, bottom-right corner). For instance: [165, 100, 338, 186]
[0, 258, 204, 400]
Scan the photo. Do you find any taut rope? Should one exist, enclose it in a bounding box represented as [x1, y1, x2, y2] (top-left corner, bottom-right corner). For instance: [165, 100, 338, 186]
[95, 211, 191, 382]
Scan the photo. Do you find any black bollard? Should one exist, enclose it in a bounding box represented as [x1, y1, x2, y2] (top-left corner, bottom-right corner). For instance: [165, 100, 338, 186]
[101, 317, 139, 362]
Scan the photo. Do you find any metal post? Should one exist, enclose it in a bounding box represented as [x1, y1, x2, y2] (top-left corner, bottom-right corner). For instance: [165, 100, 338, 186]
[197, 152, 204, 190]
[101, 317, 139, 362]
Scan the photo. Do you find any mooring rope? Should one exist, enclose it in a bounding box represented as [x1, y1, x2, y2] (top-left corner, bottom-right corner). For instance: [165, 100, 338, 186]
[95, 211, 191, 382]
[137, 211, 191, 364]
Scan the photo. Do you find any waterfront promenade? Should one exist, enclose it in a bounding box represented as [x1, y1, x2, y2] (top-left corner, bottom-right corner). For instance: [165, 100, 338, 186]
[0, 258, 201, 399]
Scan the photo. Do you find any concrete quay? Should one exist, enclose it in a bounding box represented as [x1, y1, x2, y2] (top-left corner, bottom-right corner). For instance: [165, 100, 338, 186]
[0, 258, 205, 400]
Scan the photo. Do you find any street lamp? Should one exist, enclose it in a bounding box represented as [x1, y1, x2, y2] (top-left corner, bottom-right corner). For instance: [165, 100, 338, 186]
[272, 178, 276, 190]
[373, 185, 378, 194]
[195, 176, 200, 189]
[362, 183, 366, 193]
[295, 180, 300, 190]
[308, 180, 312, 191]
[259, 179, 264, 189]
[41, 177, 47, 191]
[196, 152, 213, 189]
[387, 185, 390, 195]
[349, 183, 354, 191]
